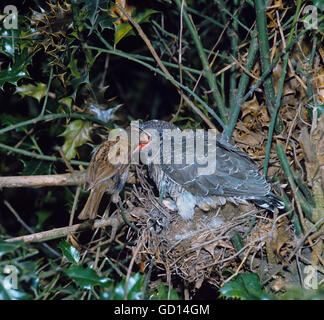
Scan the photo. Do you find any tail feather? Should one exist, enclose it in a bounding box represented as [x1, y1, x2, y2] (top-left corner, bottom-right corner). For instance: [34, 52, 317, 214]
[252, 193, 285, 212]
[78, 187, 105, 220]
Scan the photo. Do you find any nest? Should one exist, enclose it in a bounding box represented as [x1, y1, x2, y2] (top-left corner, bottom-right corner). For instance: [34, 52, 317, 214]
[123, 167, 295, 290]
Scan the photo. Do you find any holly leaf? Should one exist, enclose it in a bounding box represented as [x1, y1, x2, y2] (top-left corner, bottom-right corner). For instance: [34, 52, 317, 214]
[114, 9, 158, 45]
[113, 273, 145, 300]
[0, 28, 20, 57]
[64, 265, 112, 289]
[15, 83, 47, 103]
[60, 120, 93, 160]
[220, 273, 272, 300]
[0, 48, 34, 89]
[58, 241, 80, 265]
[97, 15, 116, 31]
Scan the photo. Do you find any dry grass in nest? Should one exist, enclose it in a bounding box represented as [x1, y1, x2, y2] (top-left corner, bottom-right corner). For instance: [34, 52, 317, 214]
[121, 167, 295, 291]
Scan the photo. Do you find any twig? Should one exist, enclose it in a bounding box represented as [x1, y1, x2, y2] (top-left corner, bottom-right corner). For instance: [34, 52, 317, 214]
[173, 0, 227, 123]
[4, 200, 61, 257]
[119, 199, 139, 233]
[254, 0, 276, 112]
[86, 43, 224, 130]
[113, 2, 223, 130]
[40, 66, 54, 117]
[124, 236, 145, 300]
[276, 143, 314, 221]
[0, 112, 113, 136]
[263, 0, 302, 176]
[59, 147, 74, 172]
[0, 142, 86, 166]
[5, 216, 122, 243]
[226, 31, 258, 138]
[68, 186, 81, 229]
[0, 172, 85, 188]
[288, 217, 324, 261]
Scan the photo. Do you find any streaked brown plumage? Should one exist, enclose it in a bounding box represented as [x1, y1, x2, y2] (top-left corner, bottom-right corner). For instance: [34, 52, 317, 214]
[78, 127, 132, 220]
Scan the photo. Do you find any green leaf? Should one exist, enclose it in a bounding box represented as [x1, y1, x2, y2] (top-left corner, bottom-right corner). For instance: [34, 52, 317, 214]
[150, 284, 180, 300]
[21, 159, 53, 175]
[114, 22, 136, 46]
[15, 83, 47, 102]
[313, 0, 324, 10]
[60, 119, 93, 160]
[114, 273, 145, 300]
[97, 15, 116, 31]
[0, 28, 20, 57]
[64, 265, 112, 289]
[82, 0, 108, 24]
[0, 48, 34, 89]
[0, 240, 24, 258]
[35, 210, 52, 230]
[69, 72, 90, 100]
[0, 114, 27, 132]
[114, 9, 158, 45]
[0, 277, 30, 300]
[58, 241, 80, 265]
[220, 273, 271, 300]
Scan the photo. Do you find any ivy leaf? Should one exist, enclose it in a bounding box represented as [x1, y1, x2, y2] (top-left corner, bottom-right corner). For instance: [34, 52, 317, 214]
[60, 120, 93, 160]
[15, 83, 47, 103]
[114, 9, 158, 45]
[220, 273, 271, 300]
[58, 241, 80, 265]
[64, 265, 112, 289]
[0, 48, 34, 89]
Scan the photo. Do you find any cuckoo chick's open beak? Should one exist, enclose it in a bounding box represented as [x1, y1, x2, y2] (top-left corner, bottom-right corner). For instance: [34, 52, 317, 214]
[132, 129, 151, 153]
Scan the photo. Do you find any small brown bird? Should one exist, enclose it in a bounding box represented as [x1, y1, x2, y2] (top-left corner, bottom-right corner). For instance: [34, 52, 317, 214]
[78, 127, 134, 220]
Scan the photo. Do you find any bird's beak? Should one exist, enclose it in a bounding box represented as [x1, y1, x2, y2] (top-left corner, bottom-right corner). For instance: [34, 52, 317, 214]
[130, 123, 151, 153]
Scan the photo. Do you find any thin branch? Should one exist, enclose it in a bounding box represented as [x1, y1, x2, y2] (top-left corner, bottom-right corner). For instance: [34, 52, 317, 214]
[124, 236, 145, 300]
[174, 0, 228, 123]
[254, 0, 276, 112]
[5, 216, 122, 243]
[226, 31, 258, 138]
[0, 143, 88, 166]
[263, 0, 302, 176]
[0, 171, 135, 188]
[111, 3, 224, 130]
[4, 200, 61, 257]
